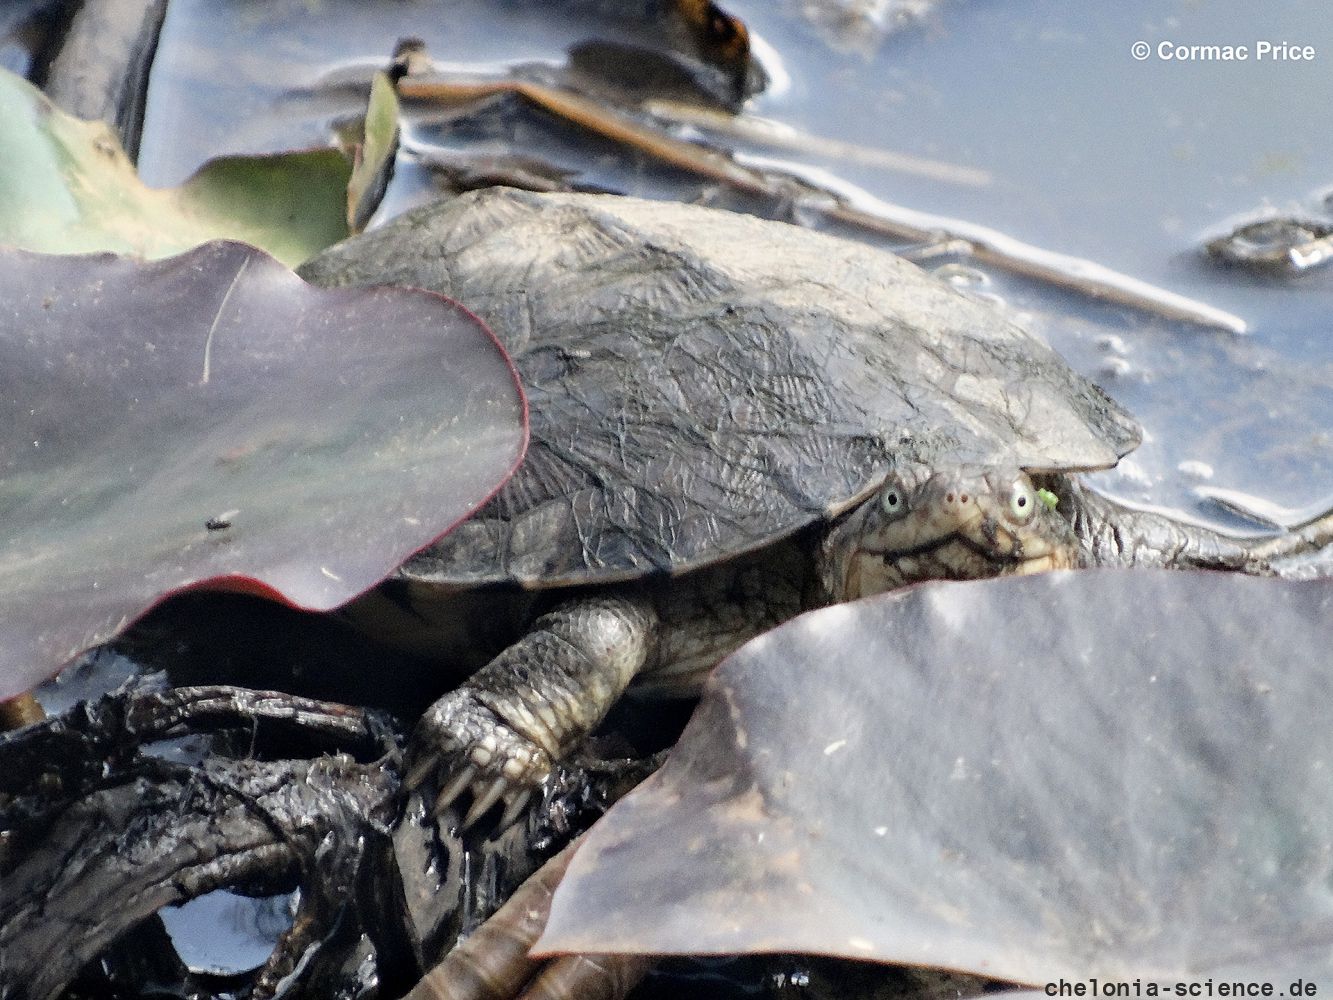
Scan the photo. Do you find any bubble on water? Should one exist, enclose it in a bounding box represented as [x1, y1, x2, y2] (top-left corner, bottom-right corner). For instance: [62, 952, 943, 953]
[1099, 355, 1132, 379]
[1177, 459, 1214, 481]
[1110, 455, 1156, 490]
[931, 262, 990, 291]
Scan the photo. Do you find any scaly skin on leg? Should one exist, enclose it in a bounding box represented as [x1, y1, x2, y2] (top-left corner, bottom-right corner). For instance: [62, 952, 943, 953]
[407, 594, 659, 827]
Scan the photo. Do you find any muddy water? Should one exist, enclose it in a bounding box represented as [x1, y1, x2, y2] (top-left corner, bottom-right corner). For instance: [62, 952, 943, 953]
[140, 0, 1333, 531]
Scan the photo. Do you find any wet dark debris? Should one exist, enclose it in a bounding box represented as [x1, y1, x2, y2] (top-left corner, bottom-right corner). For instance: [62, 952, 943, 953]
[0, 678, 659, 1000]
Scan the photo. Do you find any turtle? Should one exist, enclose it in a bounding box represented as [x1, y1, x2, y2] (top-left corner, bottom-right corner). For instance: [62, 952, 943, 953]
[298, 187, 1331, 828]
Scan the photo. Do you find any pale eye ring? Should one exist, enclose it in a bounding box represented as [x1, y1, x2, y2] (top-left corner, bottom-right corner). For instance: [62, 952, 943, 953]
[881, 488, 903, 515]
[1008, 480, 1036, 522]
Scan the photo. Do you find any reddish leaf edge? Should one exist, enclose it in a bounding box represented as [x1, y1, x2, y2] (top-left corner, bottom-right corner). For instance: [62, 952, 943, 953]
[2, 241, 531, 704]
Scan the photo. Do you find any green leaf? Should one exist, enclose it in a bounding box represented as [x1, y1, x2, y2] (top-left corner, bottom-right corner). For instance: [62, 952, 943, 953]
[0, 67, 350, 266]
[346, 71, 401, 233]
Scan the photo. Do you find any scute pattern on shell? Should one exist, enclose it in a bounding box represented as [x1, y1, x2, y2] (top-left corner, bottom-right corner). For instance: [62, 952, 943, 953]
[300, 188, 1141, 587]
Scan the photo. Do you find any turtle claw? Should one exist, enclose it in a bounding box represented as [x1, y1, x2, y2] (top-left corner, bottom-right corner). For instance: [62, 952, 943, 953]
[409, 688, 551, 831]
[463, 776, 510, 829]
[404, 753, 440, 792]
[498, 789, 533, 830]
[433, 765, 478, 815]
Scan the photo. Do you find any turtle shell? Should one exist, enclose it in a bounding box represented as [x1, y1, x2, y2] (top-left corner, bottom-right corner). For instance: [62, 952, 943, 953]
[300, 188, 1140, 588]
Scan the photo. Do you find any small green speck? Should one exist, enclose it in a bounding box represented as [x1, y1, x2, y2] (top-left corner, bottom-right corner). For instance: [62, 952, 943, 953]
[1036, 488, 1059, 511]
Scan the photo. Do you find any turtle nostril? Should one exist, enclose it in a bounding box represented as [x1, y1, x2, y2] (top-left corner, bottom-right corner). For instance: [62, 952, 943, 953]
[946, 492, 955, 503]
[960, 494, 968, 502]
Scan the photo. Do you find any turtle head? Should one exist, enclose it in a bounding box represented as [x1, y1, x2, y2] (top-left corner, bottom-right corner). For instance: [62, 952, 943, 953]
[820, 464, 1083, 601]
[665, 0, 767, 105]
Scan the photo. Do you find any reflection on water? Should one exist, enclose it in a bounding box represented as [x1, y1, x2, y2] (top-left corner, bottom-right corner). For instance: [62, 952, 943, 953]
[160, 889, 297, 975]
[141, 0, 1332, 527]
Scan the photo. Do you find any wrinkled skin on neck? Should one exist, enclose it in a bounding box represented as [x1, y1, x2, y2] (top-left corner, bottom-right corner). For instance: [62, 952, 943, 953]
[1037, 474, 1333, 576]
[820, 462, 1333, 602]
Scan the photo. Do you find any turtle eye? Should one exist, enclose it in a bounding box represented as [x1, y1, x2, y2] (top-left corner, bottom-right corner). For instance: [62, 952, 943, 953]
[880, 487, 904, 516]
[708, 7, 738, 43]
[1008, 479, 1036, 522]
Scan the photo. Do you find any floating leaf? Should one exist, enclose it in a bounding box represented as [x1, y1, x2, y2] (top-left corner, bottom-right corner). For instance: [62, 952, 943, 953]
[0, 241, 525, 700]
[0, 67, 349, 266]
[539, 570, 1333, 988]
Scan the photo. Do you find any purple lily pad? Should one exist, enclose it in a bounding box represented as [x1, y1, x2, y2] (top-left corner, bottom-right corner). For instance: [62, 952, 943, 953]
[0, 241, 525, 700]
[539, 570, 1333, 988]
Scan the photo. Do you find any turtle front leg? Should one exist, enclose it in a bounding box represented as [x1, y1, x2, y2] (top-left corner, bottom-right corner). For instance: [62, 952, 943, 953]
[407, 594, 659, 829]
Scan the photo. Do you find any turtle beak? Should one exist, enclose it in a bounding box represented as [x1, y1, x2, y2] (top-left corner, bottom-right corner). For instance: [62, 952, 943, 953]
[741, 51, 769, 99]
[1007, 550, 1067, 575]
